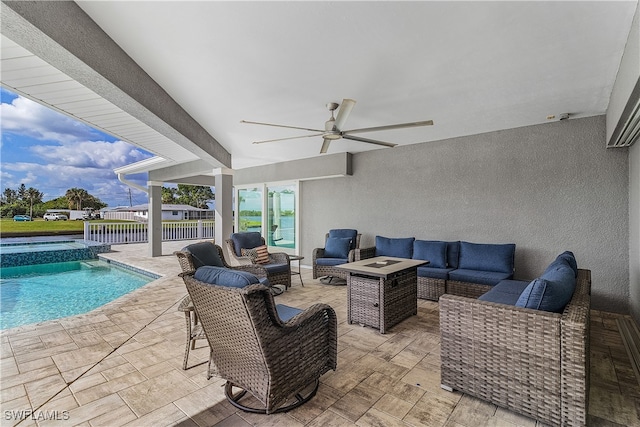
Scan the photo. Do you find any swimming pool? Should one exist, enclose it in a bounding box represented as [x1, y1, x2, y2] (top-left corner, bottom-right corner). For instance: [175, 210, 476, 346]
[0, 240, 111, 268]
[0, 259, 159, 329]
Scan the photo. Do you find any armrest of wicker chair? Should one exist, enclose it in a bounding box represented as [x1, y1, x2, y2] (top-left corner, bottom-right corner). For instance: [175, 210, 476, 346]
[268, 251, 290, 266]
[354, 246, 376, 261]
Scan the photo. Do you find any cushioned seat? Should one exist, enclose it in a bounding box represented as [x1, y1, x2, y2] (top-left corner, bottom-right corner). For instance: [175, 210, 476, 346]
[315, 257, 348, 266]
[448, 269, 513, 286]
[417, 266, 455, 280]
[478, 279, 530, 305]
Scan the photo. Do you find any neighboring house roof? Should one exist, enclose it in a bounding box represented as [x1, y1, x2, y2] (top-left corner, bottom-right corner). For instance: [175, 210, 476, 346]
[108, 204, 210, 212]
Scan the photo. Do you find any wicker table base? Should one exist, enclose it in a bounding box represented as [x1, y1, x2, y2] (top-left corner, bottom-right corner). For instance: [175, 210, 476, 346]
[338, 257, 426, 334]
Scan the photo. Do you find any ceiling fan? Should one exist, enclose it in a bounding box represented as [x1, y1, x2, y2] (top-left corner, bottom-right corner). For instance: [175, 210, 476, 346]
[241, 99, 434, 154]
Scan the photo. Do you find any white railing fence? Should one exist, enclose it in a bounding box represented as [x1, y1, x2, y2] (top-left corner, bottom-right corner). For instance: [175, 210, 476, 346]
[84, 221, 215, 244]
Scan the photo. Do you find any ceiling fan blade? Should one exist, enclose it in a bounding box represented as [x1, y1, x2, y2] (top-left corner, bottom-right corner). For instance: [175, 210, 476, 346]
[252, 133, 324, 144]
[333, 98, 356, 131]
[320, 138, 331, 154]
[241, 120, 324, 133]
[344, 119, 434, 135]
[343, 134, 397, 148]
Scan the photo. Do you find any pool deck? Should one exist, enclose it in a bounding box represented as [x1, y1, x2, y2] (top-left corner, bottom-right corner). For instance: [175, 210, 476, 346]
[1, 241, 638, 427]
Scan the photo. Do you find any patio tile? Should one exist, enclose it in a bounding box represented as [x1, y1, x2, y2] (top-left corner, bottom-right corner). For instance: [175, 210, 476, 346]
[172, 380, 235, 427]
[88, 404, 138, 427]
[0, 395, 33, 427]
[51, 342, 113, 373]
[372, 393, 414, 419]
[358, 407, 410, 426]
[73, 370, 147, 406]
[38, 394, 126, 427]
[1, 384, 25, 403]
[119, 403, 187, 427]
[118, 369, 199, 417]
[24, 372, 68, 408]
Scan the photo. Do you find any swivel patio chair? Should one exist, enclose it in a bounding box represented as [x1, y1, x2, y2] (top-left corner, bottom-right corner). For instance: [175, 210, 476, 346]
[181, 266, 337, 414]
[312, 229, 361, 285]
[225, 232, 291, 289]
[174, 241, 282, 369]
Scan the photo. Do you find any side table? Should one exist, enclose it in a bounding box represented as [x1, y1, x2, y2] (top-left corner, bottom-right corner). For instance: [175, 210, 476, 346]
[289, 255, 304, 286]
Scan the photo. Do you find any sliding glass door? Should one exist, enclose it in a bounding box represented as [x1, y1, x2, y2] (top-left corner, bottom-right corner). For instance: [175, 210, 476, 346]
[235, 182, 298, 254]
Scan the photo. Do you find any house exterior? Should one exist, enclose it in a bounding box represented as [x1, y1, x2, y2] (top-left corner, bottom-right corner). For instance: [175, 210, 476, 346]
[104, 204, 214, 221]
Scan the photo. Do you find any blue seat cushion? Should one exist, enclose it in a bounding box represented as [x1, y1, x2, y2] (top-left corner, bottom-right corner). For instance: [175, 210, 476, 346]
[413, 240, 447, 268]
[458, 241, 515, 273]
[516, 263, 576, 312]
[446, 241, 461, 268]
[324, 237, 352, 259]
[194, 266, 260, 288]
[375, 236, 415, 258]
[262, 263, 289, 274]
[478, 280, 530, 305]
[275, 304, 303, 322]
[417, 266, 455, 280]
[329, 229, 358, 250]
[183, 242, 224, 269]
[316, 257, 348, 267]
[230, 232, 263, 256]
[448, 269, 513, 286]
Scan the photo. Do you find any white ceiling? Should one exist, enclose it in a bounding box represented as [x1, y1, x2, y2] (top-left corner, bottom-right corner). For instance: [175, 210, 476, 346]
[12, 2, 640, 171]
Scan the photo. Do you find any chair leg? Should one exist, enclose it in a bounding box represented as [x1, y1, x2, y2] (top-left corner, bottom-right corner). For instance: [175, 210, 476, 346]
[224, 380, 319, 414]
[182, 314, 192, 370]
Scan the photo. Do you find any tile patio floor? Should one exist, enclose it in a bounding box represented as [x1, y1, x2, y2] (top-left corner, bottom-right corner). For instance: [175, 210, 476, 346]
[1, 241, 638, 427]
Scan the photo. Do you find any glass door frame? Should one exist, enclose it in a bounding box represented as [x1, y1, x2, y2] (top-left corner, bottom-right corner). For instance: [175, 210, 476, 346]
[234, 180, 300, 255]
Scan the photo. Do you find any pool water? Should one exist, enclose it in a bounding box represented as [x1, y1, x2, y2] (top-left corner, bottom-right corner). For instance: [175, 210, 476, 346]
[1, 260, 157, 329]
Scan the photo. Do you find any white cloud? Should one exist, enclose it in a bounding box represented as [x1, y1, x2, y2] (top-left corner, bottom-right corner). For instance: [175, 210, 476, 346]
[31, 140, 150, 169]
[0, 96, 99, 143]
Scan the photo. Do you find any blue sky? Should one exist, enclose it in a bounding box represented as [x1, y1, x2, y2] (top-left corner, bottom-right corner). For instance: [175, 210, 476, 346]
[1, 87, 153, 207]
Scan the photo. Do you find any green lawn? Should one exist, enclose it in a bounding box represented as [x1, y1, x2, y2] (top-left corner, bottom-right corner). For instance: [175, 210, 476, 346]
[0, 218, 130, 237]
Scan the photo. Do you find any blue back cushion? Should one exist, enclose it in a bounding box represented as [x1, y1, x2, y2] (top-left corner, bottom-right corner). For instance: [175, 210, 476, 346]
[230, 232, 263, 256]
[194, 266, 260, 288]
[458, 241, 515, 273]
[516, 263, 576, 312]
[329, 229, 358, 250]
[413, 240, 447, 268]
[556, 251, 578, 277]
[324, 237, 352, 259]
[375, 236, 415, 258]
[446, 241, 460, 268]
[183, 242, 224, 269]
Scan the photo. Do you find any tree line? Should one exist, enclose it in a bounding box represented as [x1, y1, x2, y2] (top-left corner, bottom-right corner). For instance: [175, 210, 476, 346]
[1, 184, 214, 218]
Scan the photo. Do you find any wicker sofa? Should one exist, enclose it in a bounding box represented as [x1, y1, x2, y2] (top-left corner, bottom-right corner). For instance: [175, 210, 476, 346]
[440, 262, 591, 427]
[354, 237, 516, 300]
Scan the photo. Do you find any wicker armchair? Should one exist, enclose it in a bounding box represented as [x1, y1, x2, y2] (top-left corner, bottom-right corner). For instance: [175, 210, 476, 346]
[181, 271, 337, 414]
[225, 232, 291, 289]
[175, 241, 285, 369]
[312, 229, 361, 284]
[440, 268, 591, 427]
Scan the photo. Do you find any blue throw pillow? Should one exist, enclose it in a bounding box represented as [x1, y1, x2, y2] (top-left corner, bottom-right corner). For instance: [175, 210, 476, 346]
[183, 242, 224, 269]
[458, 241, 515, 273]
[194, 266, 260, 288]
[413, 240, 447, 268]
[516, 264, 576, 312]
[375, 236, 415, 258]
[324, 237, 352, 259]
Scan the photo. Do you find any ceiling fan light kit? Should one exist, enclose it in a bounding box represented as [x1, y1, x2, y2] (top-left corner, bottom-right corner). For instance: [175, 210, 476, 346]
[242, 98, 433, 154]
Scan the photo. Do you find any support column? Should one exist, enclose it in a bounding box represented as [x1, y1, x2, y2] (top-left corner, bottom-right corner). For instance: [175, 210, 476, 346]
[214, 170, 234, 258]
[148, 182, 163, 257]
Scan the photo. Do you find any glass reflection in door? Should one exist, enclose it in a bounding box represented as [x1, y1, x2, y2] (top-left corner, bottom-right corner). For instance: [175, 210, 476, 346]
[238, 187, 262, 233]
[267, 184, 296, 249]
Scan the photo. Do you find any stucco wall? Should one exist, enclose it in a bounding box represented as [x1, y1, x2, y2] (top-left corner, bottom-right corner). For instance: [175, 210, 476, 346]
[301, 115, 630, 313]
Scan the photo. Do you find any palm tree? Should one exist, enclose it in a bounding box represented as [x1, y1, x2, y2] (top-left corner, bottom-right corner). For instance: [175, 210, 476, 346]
[25, 187, 43, 218]
[65, 188, 90, 210]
